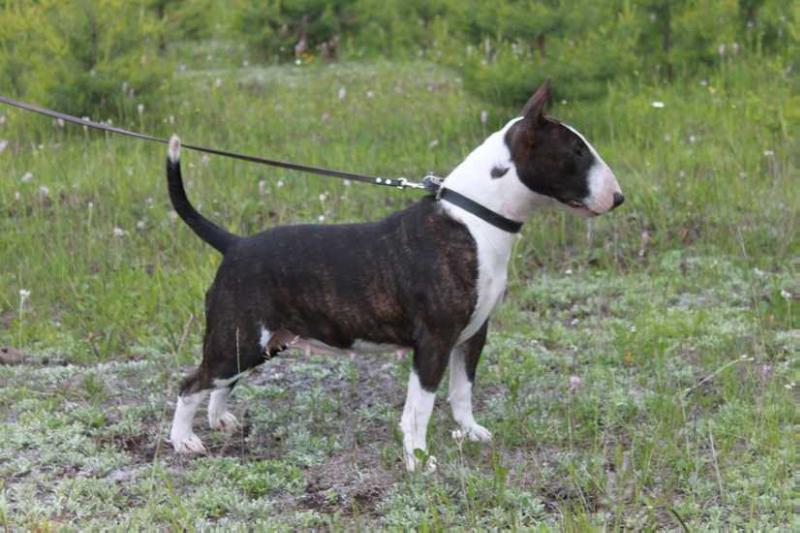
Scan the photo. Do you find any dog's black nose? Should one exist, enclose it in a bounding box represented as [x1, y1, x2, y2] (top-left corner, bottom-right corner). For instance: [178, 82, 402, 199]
[612, 192, 625, 209]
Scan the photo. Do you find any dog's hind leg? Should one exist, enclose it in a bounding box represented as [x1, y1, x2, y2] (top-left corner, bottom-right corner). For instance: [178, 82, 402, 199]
[206, 326, 289, 433]
[208, 380, 240, 432]
[448, 321, 491, 442]
[170, 368, 212, 454]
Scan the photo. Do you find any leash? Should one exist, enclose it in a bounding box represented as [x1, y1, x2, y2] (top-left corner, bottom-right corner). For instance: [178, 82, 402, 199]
[0, 94, 441, 192]
[1, 95, 526, 234]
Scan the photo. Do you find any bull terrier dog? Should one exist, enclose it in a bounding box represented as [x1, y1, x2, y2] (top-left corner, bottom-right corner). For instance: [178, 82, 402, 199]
[167, 81, 623, 471]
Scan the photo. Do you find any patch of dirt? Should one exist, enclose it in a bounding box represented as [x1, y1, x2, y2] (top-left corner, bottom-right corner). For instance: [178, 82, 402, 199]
[0, 346, 26, 365]
[301, 451, 397, 516]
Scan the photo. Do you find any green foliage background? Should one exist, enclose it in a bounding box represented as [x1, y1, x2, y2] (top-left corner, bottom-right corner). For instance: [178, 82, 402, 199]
[1, 0, 797, 115]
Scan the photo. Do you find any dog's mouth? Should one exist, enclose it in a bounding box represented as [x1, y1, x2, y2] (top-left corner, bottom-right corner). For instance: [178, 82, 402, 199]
[564, 199, 600, 217]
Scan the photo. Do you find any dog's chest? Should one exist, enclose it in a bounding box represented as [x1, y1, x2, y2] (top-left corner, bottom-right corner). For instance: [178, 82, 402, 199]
[455, 216, 514, 344]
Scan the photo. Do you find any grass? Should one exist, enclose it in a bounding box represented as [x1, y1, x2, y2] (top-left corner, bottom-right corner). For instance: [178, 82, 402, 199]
[0, 56, 797, 529]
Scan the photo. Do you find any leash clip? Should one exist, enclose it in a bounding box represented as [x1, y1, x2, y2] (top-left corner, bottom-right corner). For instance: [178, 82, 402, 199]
[421, 174, 444, 198]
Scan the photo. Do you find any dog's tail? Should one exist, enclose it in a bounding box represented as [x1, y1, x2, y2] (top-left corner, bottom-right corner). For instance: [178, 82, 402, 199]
[166, 136, 238, 254]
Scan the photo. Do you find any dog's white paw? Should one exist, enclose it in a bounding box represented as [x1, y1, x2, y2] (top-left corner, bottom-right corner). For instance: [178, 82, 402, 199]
[171, 433, 207, 454]
[458, 423, 492, 443]
[209, 411, 239, 432]
[404, 450, 437, 473]
[424, 455, 438, 473]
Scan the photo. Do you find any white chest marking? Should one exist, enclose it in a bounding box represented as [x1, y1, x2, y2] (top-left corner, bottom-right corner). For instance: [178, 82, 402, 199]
[439, 119, 537, 345]
[448, 209, 514, 344]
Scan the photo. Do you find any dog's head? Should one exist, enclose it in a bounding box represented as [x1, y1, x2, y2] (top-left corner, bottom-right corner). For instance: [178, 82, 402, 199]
[503, 80, 623, 216]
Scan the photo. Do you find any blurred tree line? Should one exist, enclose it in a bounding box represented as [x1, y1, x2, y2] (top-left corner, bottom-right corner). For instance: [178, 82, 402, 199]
[0, 0, 797, 117]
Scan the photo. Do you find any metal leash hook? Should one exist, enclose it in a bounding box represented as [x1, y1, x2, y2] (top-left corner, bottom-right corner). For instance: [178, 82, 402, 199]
[422, 174, 444, 196]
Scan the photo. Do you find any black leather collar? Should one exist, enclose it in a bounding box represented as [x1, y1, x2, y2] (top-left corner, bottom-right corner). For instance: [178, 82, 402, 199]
[438, 188, 523, 234]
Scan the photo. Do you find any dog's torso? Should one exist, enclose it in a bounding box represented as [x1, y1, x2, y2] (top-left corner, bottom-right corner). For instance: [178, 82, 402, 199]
[205, 196, 484, 360]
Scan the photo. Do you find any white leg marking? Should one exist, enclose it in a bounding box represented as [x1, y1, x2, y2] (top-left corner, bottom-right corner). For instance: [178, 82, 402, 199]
[448, 348, 492, 442]
[400, 372, 437, 472]
[169, 390, 209, 454]
[208, 387, 240, 432]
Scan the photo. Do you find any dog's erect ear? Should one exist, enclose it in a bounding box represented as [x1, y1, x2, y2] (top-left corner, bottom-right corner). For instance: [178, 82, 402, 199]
[520, 79, 551, 123]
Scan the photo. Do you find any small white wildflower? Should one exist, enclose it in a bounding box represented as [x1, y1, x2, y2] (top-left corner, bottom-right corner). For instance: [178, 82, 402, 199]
[366, 90, 375, 99]
[651, 101, 665, 108]
[753, 268, 765, 278]
[763, 150, 774, 157]
[14, 191, 20, 201]
[780, 289, 791, 300]
[122, 81, 129, 93]
[145, 197, 154, 207]
[429, 139, 439, 148]
[688, 134, 697, 143]
[0, 140, 7, 153]
[480, 110, 488, 125]
[451, 429, 465, 442]
[136, 220, 146, 230]
[338, 87, 346, 100]
[565, 268, 573, 275]
[258, 180, 267, 196]
[201, 154, 209, 166]
[629, 325, 637, 333]
[276, 180, 285, 188]
[294, 59, 302, 66]
[21, 172, 33, 183]
[318, 192, 328, 202]
[113, 226, 127, 237]
[178, 63, 187, 72]
[570, 318, 580, 327]
[569, 375, 582, 392]
[137, 104, 145, 115]
[318, 215, 325, 222]
[87, 201, 94, 209]
[784, 382, 795, 390]
[19, 289, 30, 302]
[343, 179, 351, 187]
[718, 43, 726, 57]
[38, 185, 49, 197]
[699, 79, 708, 86]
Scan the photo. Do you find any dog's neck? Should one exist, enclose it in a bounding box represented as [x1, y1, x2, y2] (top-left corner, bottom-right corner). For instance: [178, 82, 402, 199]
[441, 118, 549, 225]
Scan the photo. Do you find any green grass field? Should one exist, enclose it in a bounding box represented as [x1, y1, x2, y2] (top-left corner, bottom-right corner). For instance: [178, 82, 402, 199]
[0, 59, 797, 530]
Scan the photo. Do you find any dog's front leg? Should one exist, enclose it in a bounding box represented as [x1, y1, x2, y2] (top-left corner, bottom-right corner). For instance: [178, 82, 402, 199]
[448, 321, 492, 442]
[400, 333, 450, 472]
